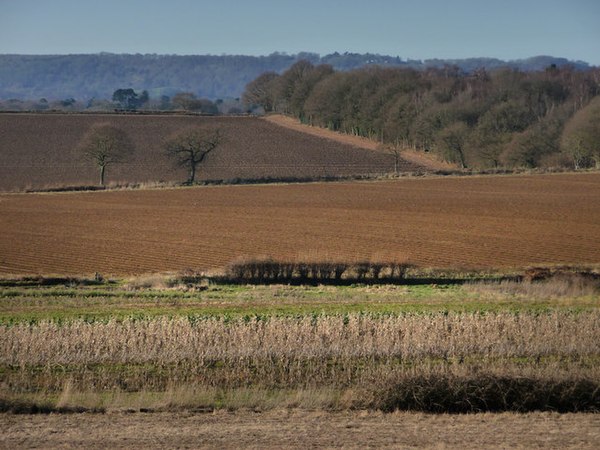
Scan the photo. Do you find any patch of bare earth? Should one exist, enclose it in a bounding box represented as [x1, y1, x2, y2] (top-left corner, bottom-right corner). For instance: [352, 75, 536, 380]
[1, 173, 599, 275]
[1, 410, 599, 449]
[0, 113, 400, 191]
[264, 114, 454, 171]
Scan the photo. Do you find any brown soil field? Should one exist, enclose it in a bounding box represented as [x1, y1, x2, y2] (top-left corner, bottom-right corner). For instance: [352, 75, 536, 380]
[265, 114, 455, 171]
[0, 172, 599, 275]
[2, 410, 599, 449]
[0, 113, 425, 192]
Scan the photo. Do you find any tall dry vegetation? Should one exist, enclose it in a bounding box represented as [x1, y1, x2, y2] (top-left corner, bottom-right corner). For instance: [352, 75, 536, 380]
[4, 312, 599, 367]
[2, 311, 599, 412]
[3, 312, 599, 365]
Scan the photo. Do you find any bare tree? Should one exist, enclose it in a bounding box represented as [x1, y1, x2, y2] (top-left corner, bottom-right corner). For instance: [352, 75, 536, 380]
[561, 96, 600, 169]
[164, 127, 222, 184]
[435, 122, 469, 168]
[79, 124, 134, 186]
[242, 72, 280, 113]
[378, 139, 404, 175]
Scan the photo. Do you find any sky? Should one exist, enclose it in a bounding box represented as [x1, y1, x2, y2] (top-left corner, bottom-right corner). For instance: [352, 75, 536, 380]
[1, 0, 599, 65]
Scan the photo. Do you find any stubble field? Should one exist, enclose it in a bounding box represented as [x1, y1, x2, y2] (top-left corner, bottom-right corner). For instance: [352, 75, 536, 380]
[3, 410, 600, 449]
[0, 172, 599, 275]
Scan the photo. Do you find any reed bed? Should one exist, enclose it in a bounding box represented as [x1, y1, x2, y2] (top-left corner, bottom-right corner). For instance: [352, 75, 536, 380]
[2, 311, 599, 412]
[2, 312, 599, 366]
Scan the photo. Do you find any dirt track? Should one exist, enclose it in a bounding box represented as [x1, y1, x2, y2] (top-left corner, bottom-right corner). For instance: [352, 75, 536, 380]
[2, 410, 599, 449]
[1, 172, 599, 275]
[265, 114, 455, 171]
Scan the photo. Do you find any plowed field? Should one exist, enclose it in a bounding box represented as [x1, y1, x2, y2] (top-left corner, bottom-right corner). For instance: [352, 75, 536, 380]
[1, 173, 599, 275]
[0, 113, 423, 191]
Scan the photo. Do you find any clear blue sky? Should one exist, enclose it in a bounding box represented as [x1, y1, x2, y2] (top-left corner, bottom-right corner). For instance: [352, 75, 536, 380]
[1, 0, 599, 64]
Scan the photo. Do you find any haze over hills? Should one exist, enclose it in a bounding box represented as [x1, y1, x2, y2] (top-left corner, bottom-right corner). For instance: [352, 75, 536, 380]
[0, 52, 592, 101]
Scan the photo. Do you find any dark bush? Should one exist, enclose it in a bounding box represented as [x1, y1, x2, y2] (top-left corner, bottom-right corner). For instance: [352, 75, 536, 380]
[225, 258, 414, 284]
[376, 375, 600, 413]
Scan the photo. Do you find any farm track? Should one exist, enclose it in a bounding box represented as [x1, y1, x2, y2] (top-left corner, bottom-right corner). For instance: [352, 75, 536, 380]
[264, 114, 455, 171]
[1, 173, 599, 275]
[0, 113, 425, 191]
[3, 411, 600, 449]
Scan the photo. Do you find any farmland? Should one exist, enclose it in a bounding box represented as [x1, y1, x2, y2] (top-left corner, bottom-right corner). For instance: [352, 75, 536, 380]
[1, 114, 599, 447]
[1, 278, 599, 449]
[3, 410, 599, 449]
[1, 172, 599, 275]
[0, 113, 424, 192]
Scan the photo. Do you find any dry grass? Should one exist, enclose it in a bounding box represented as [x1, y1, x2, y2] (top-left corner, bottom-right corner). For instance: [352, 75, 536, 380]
[468, 275, 600, 298]
[3, 410, 599, 449]
[1, 311, 599, 412]
[3, 312, 598, 366]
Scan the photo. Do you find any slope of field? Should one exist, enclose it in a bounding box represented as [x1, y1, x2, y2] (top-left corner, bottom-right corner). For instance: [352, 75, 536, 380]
[0, 113, 425, 192]
[264, 114, 455, 171]
[1, 173, 599, 275]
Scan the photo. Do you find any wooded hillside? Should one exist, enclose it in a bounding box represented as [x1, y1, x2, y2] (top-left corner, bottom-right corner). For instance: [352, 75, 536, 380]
[0, 53, 590, 102]
[244, 62, 600, 169]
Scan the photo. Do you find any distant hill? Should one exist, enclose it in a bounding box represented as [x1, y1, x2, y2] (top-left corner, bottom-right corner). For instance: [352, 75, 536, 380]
[0, 53, 592, 101]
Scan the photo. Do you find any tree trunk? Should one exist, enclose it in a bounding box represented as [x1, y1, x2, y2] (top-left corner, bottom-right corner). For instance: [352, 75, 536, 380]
[189, 164, 196, 184]
[457, 149, 466, 169]
[100, 165, 105, 186]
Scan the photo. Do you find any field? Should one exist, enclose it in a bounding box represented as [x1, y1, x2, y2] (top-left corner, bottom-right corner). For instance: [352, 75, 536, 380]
[1, 281, 599, 407]
[1, 172, 599, 275]
[3, 411, 600, 449]
[1, 113, 599, 447]
[0, 113, 426, 192]
[1, 279, 599, 447]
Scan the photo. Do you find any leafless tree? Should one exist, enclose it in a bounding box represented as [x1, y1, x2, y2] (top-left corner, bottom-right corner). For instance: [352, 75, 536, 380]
[79, 124, 134, 186]
[561, 96, 600, 169]
[164, 127, 222, 184]
[379, 141, 404, 175]
[242, 72, 280, 113]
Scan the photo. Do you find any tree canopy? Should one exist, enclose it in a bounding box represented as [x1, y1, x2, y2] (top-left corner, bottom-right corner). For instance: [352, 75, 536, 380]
[561, 96, 600, 169]
[243, 62, 600, 169]
[0, 53, 591, 102]
[112, 88, 149, 110]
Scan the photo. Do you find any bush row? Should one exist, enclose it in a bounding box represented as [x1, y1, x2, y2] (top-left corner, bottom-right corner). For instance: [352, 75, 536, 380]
[226, 258, 414, 283]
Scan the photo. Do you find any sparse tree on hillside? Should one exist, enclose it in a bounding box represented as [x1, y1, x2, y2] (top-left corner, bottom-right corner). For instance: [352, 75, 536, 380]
[164, 127, 222, 184]
[435, 122, 469, 168]
[79, 124, 134, 186]
[560, 97, 600, 169]
[380, 141, 404, 175]
[242, 72, 280, 113]
[171, 93, 218, 114]
[112, 88, 148, 110]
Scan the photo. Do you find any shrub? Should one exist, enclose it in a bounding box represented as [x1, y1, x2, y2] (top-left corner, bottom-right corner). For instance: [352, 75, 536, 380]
[225, 258, 416, 284]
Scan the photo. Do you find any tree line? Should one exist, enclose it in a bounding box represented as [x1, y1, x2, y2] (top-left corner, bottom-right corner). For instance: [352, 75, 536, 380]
[0, 89, 241, 115]
[243, 62, 600, 169]
[0, 53, 590, 102]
